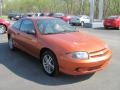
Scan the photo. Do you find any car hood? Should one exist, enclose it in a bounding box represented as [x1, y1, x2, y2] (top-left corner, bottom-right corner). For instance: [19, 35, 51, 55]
[41, 32, 107, 53]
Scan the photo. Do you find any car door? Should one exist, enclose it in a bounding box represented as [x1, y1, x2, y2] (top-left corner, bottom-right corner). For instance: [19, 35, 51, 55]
[10, 19, 22, 47]
[18, 19, 40, 58]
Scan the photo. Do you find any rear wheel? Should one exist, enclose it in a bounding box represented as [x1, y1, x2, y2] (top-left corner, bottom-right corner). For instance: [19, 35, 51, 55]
[0, 25, 6, 34]
[41, 50, 59, 76]
[8, 36, 15, 50]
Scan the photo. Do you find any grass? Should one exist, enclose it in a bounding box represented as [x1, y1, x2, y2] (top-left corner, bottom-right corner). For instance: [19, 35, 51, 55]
[0, 15, 9, 20]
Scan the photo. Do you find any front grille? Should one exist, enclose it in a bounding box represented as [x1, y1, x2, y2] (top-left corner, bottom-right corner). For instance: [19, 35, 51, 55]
[89, 48, 109, 58]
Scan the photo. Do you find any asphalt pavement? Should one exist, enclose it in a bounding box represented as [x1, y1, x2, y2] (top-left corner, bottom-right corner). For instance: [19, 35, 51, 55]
[0, 28, 120, 90]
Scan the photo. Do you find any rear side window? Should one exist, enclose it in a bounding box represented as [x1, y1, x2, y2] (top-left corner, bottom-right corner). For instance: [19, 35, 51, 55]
[20, 19, 34, 32]
[12, 19, 22, 30]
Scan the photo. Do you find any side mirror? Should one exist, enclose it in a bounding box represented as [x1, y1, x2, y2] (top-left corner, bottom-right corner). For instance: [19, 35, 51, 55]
[27, 30, 35, 35]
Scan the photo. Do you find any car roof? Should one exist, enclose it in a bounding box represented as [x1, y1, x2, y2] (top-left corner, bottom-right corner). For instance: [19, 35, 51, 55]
[22, 16, 55, 20]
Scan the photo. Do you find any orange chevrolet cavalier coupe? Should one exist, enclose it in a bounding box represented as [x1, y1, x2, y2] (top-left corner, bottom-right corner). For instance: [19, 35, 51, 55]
[7, 17, 112, 76]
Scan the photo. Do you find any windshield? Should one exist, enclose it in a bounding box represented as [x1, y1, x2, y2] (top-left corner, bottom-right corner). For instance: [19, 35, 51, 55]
[37, 18, 76, 34]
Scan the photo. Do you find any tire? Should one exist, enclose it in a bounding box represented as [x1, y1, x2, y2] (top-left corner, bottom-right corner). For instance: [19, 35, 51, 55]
[8, 36, 15, 50]
[41, 50, 59, 76]
[0, 25, 6, 34]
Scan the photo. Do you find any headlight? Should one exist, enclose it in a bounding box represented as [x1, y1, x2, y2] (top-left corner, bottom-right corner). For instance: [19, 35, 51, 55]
[69, 52, 89, 60]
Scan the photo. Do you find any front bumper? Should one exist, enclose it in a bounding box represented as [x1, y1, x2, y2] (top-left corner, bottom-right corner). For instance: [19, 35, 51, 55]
[58, 49, 112, 75]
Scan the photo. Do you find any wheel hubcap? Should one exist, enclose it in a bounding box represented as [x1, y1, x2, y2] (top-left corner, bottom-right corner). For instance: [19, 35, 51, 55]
[43, 54, 55, 74]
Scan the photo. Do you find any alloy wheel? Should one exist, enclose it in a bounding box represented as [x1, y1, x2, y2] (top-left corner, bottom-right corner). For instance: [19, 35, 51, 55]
[42, 54, 55, 74]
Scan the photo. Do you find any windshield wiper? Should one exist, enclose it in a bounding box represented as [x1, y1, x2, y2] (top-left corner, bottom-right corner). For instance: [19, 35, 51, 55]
[45, 32, 62, 35]
[44, 30, 78, 35]
[44, 33, 55, 35]
[61, 30, 79, 33]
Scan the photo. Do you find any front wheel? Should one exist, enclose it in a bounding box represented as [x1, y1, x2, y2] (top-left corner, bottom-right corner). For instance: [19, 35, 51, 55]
[41, 51, 59, 76]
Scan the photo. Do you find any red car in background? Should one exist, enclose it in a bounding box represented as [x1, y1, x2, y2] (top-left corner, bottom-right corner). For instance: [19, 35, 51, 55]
[53, 13, 71, 23]
[104, 15, 120, 30]
[61, 15, 71, 23]
[0, 19, 10, 34]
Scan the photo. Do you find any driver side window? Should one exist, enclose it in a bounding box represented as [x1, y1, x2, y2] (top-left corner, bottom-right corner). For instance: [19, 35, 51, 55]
[20, 19, 34, 33]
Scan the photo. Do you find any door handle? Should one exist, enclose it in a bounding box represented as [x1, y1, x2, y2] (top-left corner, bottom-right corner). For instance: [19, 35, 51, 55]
[25, 37, 34, 41]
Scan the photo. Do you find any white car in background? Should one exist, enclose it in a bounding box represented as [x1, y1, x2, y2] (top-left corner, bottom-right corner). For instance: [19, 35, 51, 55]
[34, 13, 42, 17]
[79, 15, 90, 26]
